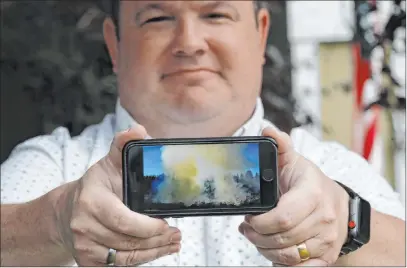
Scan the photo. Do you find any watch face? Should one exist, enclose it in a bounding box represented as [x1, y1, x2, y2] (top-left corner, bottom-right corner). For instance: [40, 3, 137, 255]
[358, 198, 371, 244]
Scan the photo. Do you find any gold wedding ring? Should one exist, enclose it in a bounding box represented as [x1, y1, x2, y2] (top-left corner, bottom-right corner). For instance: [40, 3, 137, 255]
[296, 242, 310, 261]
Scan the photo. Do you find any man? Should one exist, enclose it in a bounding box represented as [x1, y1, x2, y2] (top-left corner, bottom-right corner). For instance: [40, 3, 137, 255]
[1, 1, 405, 266]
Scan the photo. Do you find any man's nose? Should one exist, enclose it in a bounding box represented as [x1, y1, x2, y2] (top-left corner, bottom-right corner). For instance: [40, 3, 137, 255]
[171, 19, 207, 57]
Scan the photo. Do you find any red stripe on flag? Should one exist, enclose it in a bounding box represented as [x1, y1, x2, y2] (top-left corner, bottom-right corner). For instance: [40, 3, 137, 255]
[352, 43, 372, 158]
[363, 108, 379, 159]
[353, 44, 371, 110]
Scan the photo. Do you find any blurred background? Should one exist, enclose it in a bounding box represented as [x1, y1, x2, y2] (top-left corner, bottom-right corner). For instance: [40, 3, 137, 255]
[1, 1, 405, 201]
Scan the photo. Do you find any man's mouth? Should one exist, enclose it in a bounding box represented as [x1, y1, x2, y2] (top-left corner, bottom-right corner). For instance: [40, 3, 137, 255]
[162, 68, 218, 79]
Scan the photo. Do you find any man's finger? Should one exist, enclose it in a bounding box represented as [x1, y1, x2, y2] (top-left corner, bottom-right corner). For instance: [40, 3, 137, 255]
[89, 218, 181, 251]
[115, 244, 181, 266]
[240, 211, 320, 249]
[246, 186, 317, 234]
[262, 127, 293, 155]
[294, 258, 329, 267]
[107, 125, 148, 170]
[257, 238, 323, 267]
[94, 191, 169, 238]
[86, 242, 180, 266]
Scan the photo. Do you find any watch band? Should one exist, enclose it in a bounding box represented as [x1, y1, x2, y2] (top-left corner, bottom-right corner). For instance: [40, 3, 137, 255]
[335, 181, 371, 257]
[336, 181, 357, 198]
[340, 239, 364, 256]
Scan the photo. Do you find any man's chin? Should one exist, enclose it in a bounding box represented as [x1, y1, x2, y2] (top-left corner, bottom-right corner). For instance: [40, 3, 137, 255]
[162, 105, 221, 125]
[162, 92, 231, 123]
[158, 98, 227, 123]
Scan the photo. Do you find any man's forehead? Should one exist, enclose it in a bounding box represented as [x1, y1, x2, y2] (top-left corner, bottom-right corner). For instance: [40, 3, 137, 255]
[127, 0, 252, 11]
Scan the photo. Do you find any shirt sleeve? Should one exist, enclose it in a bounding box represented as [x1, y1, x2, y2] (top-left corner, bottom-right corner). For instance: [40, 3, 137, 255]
[1, 127, 70, 204]
[290, 127, 405, 221]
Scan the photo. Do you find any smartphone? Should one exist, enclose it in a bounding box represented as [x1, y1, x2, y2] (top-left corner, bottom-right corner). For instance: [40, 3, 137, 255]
[122, 137, 279, 218]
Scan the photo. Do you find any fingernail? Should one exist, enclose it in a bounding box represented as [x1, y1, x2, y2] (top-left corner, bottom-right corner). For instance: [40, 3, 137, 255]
[170, 232, 182, 243]
[238, 224, 244, 235]
[169, 244, 181, 254]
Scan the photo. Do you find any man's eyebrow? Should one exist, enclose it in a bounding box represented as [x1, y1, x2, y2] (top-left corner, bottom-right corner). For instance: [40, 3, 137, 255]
[135, 3, 166, 23]
[203, 1, 240, 18]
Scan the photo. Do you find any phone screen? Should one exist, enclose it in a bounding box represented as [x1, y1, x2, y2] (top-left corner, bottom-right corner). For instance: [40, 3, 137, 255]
[124, 137, 278, 216]
[142, 143, 261, 209]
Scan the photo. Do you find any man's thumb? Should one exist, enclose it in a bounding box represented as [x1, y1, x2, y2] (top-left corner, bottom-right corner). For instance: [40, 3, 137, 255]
[262, 127, 294, 155]
[107, 125, 148, 170]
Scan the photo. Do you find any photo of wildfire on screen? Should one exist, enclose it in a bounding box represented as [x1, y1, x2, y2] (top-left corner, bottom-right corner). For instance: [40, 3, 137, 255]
[142, 143, 262, 207]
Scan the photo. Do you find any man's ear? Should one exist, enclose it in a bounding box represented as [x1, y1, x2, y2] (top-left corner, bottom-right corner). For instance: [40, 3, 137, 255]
[256, 8, 271, 65]
[103, 17, 119, 74]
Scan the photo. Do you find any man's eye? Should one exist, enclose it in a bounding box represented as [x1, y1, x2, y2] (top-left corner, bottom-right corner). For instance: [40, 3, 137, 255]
[205, 13, 228, 20]
[144, 16, 173, 24]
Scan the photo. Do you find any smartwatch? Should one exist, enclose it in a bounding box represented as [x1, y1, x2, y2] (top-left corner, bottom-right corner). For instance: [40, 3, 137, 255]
[335, 181, 371, 256]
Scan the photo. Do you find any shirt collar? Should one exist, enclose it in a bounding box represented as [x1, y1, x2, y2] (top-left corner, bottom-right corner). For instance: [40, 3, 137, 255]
[114, 98, 266, 138]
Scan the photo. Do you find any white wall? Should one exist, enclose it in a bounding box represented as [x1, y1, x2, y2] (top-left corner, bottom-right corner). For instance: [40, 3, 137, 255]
[286, 1, 406, 202]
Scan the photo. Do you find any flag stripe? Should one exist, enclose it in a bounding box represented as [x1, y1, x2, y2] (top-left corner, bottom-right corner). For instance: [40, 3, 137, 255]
[363, 107, 380, 159]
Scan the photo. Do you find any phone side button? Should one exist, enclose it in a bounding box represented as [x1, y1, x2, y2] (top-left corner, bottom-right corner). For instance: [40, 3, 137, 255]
[262, 169, 275, 182]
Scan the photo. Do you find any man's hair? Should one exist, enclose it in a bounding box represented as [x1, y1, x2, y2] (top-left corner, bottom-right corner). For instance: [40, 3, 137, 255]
[106, 0, 266, 37]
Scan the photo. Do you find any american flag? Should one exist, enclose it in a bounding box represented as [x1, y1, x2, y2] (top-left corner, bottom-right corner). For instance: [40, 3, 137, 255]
[352, 0, 381, 165]
[352, 0, 405, 189]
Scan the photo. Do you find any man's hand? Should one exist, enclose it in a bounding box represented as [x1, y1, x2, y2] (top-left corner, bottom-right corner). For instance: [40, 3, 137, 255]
[56, 126, 181, 266]
[239, 127, 350, 266]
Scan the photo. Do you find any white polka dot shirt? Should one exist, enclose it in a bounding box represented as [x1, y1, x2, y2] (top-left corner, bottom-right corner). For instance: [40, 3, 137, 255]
[1, 98, 405, 266]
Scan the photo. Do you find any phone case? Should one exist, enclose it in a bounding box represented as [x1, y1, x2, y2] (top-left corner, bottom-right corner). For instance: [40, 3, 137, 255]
[122, 136, 279, 218]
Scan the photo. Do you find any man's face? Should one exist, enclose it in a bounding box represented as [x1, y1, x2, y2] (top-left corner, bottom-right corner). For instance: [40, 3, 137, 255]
[104, 1, 270, 131]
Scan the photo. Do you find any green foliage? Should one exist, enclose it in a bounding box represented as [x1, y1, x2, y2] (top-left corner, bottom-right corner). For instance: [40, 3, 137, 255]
[1, 1, 116, 135]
